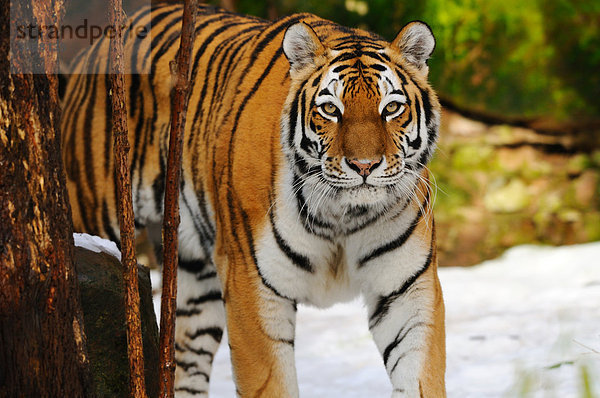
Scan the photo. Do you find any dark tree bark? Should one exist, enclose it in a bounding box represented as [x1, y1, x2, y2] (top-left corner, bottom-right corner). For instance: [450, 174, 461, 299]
[0, 0, 94, 396]
[159, 0, 198, 396]
[107, 1, 147, 397]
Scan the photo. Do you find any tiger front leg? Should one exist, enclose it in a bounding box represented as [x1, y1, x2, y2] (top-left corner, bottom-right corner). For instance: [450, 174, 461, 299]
[217, 252, 299, 398]
[173, 259, 226, 397]
[362, 248, 446, 398]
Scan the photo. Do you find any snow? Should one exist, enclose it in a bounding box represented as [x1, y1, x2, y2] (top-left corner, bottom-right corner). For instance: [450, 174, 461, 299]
[73, 232, 121, 260]
[137, 241, 598, 396]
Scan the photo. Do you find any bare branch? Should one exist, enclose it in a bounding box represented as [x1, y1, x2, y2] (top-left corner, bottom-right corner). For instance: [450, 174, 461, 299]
[159, 0, 199, 396]
[107, 2, 147, 397]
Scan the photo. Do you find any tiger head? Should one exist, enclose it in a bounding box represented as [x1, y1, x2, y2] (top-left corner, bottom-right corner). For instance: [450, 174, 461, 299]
[281, 20, 440, 213]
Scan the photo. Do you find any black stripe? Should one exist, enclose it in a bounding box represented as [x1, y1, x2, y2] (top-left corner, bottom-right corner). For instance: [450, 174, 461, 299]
[175, 360, 208, 378]
[73, 163, 92, 233]
[416, 85, 438, 166]
[332, 64, 350, 73]
[185, 327, 223, 342]
[82, 66, 100, 233]
[275, 337, 295, 347]
[175, 343, 215, 360]
[407, 95, 423, 151]
[414, 93, 422, 136]
[419, 85, 434, 127]
[123, 5, 153, 39]
[361, 50, 388, 62]
[382, 317, 424, 366]
[400, 108, 413, 129]
[188, 20, 253, 146]
[234, 192, 295, 302]
[298, 89, 318, 156]
[181, 189, 213, 247]
[196, 271, 217, 281]
[152, 170, 165, 216]
[202, 28, 259, 136]
[370, 63, 387, 71]
[293, 152, 310, 175]
[311, 74, 322, 87]
[134, 117, 151, 214]
[101, 200, 120, 245]
[176, 308, 203, 317]
[286, 92, 300, 149]
[179, 258, 208, 274]
[292, 171, 335, 237]
[358, 191, 430, 268]
[174, 387, 208, 395]
[270, 209, 314, 273]
[226, 42, 287, 157]
[186, 291, 222, 306]
[148, 12, 183, 55]
[394, 68, 409, 85]
[329, 51, 360, 64]
[227, 14, 307, 158]
[147, 30, 179, 147]
[127, 6, 162, 73]
[103, 74, 112, 176]
[64, 39, 102, 130]
[128, 73, 144, 212]
[174, 387, 207, 395]
[318, 87, 331, 96]
[369, 248, 434, 327]
[196, 188, 216, 241]
[192, 25, 259, 142]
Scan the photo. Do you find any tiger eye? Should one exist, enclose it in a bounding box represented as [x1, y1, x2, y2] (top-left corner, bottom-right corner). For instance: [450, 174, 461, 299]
[385, 102, 400, 114]
[322, 103, 338, 115]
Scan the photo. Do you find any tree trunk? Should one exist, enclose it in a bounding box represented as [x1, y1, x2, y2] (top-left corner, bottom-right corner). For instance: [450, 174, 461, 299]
[0, 0, 94, 396]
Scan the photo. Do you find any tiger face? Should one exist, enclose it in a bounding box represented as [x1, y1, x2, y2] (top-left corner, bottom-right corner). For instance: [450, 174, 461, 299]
[282, 21, 440, 211]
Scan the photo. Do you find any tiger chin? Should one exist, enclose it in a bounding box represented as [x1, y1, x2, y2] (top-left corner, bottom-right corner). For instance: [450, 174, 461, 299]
[61, 3, 445, 397]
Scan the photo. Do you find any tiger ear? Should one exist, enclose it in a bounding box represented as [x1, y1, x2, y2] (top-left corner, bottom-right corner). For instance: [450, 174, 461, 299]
[283, 22, 324, 75]
[391, 21, 435, 75]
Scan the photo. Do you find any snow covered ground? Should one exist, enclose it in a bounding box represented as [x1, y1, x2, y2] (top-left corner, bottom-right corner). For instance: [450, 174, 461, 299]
[116, 239, 600, 397]
[207, 243, 600, 398]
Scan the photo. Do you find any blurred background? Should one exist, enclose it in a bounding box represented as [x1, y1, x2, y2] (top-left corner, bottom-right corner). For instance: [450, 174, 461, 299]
[62, 0, 600, 266]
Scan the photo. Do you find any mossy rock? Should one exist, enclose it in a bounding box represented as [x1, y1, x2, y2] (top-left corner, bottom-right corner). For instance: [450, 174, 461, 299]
[74, 247, 159, 398]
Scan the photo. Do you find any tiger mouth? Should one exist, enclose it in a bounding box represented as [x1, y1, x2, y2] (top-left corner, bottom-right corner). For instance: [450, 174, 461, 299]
[320, 169, 406, 189]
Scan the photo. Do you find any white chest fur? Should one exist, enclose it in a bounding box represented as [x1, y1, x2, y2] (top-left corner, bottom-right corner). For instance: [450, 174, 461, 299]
[255, 169, 426, 308]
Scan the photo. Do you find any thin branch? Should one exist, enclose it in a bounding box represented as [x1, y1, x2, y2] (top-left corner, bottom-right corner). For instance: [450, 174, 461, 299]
[159, 0, 199, 397]
[107, 2, 147, 397]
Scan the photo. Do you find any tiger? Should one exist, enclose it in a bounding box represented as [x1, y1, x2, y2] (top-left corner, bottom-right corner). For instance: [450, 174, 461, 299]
[61, 2, 445, 397]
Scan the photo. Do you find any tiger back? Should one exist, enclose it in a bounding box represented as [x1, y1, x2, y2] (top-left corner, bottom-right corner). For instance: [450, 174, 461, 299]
[62, 3, 445, 397]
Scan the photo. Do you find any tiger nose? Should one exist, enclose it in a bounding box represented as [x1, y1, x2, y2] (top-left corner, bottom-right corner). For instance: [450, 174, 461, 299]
[346, 158, 382, 177]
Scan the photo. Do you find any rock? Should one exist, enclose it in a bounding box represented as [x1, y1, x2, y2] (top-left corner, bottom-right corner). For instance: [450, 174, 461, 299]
[74, 247, 159, 398]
